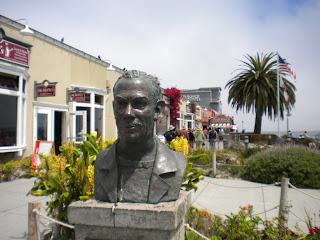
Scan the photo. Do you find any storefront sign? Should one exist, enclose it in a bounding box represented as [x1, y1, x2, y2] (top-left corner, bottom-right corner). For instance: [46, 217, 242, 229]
[69, 91, 86, 102]
[35, 80, 57, 98]
[182, 94, 201, 102]
[0, 39, 29, 66]
[36, 85, 56, 97]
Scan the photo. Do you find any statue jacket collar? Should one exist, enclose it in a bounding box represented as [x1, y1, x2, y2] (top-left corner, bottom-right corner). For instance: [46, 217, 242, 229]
[95, 138, 178, 203]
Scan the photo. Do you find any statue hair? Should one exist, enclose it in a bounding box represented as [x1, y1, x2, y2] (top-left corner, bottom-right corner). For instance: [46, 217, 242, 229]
[113, 70, 161, 103]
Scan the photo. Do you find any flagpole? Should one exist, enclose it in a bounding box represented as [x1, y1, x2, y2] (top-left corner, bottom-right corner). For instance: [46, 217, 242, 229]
[277, 52, 280, 138]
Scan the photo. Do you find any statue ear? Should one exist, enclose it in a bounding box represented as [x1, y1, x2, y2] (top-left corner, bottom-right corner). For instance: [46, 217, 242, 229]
[154, 100, 165, 120]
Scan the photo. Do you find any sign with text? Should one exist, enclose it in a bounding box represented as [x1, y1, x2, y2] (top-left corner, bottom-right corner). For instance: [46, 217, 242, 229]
[0, 39, 29, 66]
[35, 80, 57, 98]
[69, 91, 86, 102]
[36, 85, 56, 97]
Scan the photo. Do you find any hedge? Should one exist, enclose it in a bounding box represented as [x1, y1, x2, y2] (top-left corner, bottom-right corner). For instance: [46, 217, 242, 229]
[241, 146, 320, 188]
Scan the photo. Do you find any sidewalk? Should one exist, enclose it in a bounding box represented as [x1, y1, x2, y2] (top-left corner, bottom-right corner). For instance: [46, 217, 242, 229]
[1, 177, 319, 238]
[191, 177, 320, 233]
[0, 178, 47, 240]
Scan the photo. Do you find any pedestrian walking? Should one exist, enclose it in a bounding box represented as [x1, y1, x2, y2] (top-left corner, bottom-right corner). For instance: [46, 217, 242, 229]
[188, 129, 195, 149]
[164, 125, 176, 143]
[195, 127, 205, 149]
[209, 127, 217, 150]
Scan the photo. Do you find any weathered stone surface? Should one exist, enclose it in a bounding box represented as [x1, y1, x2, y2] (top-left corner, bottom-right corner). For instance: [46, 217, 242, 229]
[68, 191, 190, 240]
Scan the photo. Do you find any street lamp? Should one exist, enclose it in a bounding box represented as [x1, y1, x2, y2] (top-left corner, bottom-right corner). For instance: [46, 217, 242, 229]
[15, 18, 34, 36]
[286, 111, 291, 135]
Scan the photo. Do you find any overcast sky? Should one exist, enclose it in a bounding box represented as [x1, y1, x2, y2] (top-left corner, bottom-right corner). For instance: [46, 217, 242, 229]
[2, 0, 319, 132]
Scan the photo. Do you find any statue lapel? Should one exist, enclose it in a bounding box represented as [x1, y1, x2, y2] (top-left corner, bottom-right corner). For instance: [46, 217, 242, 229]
[97, 143, 118, 203]
[148, 140, 178, 203]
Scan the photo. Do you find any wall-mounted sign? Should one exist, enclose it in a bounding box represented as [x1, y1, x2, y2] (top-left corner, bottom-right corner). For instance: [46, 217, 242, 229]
[35, 80, 57, 99]
[0, 39, 29, 66]
[68, 91, 86, 102]
[182, 94, 201, 102]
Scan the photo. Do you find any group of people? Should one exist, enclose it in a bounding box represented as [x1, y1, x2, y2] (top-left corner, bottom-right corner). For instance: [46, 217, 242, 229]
[164, 126, 225, 149]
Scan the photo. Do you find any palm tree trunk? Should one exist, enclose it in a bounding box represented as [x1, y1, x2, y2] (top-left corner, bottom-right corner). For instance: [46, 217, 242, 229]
[254, 110, 263, 134]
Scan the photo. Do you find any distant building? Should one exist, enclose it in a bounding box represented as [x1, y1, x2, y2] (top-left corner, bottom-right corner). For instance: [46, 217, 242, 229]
[181, 87, 221, 113]
[0, 15, 124, 160]
[210, 114, 235, 132]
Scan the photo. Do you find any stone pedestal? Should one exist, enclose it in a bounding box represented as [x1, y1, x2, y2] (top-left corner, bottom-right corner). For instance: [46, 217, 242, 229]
[68, 191, 190, 240]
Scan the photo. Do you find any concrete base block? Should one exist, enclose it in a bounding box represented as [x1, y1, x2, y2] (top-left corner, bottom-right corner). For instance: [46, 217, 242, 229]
[68, 191, 190, 240]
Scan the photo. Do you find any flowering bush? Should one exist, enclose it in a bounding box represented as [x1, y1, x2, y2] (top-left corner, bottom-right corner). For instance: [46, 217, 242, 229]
[168, 136, 204, 191]
[185, 206, 302, 240]
[30, 133, 114, 238]
[165, 87, 181, 126]
[169, 136, 189, 156]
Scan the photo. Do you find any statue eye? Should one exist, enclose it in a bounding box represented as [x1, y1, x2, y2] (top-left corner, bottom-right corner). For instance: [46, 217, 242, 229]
[115, 98, 127, 108]
[132, 98, 148, 109]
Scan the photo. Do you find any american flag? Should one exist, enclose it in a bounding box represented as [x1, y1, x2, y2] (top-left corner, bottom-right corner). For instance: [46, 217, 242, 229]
[278, 55, 296, 80]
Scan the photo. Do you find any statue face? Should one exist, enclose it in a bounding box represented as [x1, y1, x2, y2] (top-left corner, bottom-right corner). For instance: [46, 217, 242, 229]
[113, 78, 157, 143]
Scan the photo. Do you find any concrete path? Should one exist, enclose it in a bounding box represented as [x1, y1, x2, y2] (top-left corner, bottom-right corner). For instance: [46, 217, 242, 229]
[0, 178, 48, 240]
[1, 177, 320, 238]
[191, 177, 320, 233]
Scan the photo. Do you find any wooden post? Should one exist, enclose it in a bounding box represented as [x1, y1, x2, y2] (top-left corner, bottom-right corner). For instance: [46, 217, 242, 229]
[28, 201, 40, 240]
[279, 177, 289, 228]
[212, 142, 217, 177]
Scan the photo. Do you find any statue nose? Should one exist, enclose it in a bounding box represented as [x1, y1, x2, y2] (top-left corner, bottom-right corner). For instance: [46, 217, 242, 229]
[125, 104, 133, 115]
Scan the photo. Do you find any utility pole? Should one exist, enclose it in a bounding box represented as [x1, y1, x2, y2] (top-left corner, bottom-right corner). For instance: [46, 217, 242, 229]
[286, 111, 291, 135]
[212, 145, 216, 176]
[277, 52, 281, 138]
[279, 177, 289, 228]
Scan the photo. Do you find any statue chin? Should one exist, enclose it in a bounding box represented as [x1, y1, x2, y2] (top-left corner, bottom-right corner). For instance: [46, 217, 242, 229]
[119, 132, 144, 143]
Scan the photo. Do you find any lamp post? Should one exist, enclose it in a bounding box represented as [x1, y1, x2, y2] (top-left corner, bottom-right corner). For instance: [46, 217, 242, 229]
[286, 111, 291, 135]
[15, 18, 34, 36]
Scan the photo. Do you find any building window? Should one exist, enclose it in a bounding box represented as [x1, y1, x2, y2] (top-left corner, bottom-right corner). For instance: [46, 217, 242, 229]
[95, 94, 103, 105]
[95, 108, 103, 136]
[37, 113, 48, 141]
[0, 95, 17, 146]
[72, 90, 105, 141]
[0, 73, 19, 91]
[0, 70, 27, 153]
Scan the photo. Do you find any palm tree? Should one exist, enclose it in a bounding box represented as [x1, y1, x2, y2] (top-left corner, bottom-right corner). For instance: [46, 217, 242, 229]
[226, 52, 296, 134]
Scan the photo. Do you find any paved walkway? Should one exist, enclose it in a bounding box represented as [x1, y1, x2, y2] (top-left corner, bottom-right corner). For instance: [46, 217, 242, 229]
[191, 177, 320, 233]
[0, 178, 47, 240]
[1, 177, 320, 238]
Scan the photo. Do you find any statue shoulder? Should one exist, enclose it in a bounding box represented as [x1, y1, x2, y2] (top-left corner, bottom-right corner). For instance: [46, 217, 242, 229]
[158, 142, 186, 172]
[95, 144, 116, 170]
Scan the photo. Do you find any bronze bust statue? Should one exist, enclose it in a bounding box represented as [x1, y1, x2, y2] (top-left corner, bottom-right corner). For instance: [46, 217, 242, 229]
[94, 70, 186, 203]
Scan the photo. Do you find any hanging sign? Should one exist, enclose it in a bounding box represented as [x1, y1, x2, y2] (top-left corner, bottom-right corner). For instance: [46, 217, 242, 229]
[67, 88, 87, 103]
[0, 39, 29, 66]
[34, 80, 57, 99]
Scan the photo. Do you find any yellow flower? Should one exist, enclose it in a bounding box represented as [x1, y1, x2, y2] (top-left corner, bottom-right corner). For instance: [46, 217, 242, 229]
[86, 165, 94, 196]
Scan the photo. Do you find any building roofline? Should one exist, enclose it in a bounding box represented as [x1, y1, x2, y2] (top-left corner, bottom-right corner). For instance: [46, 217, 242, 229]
[0, 15, 124, 74]
[181, 87, 221, 92]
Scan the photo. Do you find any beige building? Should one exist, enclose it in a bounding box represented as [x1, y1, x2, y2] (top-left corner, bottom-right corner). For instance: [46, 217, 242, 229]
[0, 15, 122, 160]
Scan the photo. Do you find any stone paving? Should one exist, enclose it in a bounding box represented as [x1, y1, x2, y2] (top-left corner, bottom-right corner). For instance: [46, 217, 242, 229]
[191, 177, 320, 233]
[1, 176, 320, 239]
[0, 178, 47, 240]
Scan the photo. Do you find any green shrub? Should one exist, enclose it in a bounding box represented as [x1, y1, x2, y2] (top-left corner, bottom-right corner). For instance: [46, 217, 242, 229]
[187, 149, 212, 166]
[241, 147, 261, 159]
[241, 146, 320, 188]
[216, 149, 242, 164]
[187, 153, 211, 166]
[1, 160, 20, 180]
[217, 164, 244, 177]
[185, 206, 300, 240]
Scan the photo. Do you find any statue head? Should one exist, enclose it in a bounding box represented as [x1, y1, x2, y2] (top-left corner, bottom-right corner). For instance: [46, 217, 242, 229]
[113, 70, 164, 143]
